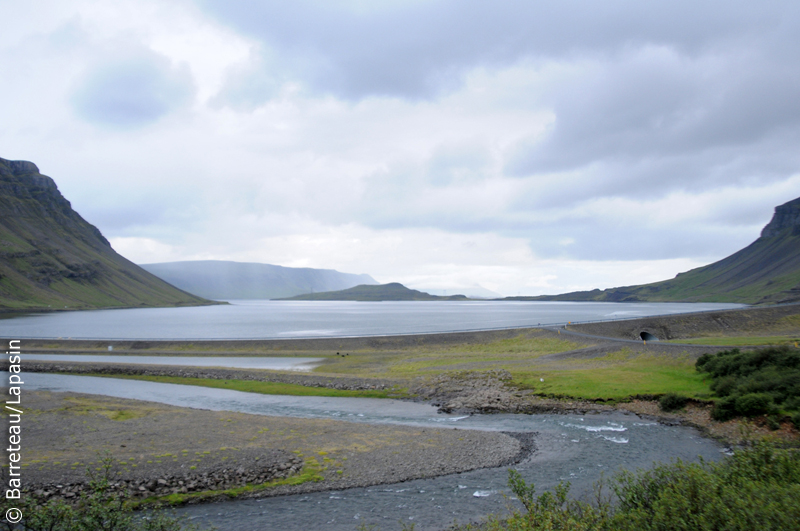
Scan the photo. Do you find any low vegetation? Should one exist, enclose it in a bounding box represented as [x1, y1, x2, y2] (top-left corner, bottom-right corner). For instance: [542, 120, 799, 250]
[512, 350, 710, 401]
[314, 334, 583, 377]
[472, 441, 800, 531]
[73, 373, 403, 398]
[696, 346, 800, 427]
[0, 457, 209, 531]
[658, 392, 688, 412]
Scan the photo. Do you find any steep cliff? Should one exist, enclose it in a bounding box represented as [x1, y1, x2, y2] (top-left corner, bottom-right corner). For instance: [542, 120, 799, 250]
[512, 196, 800, 305]
[0, 157, 211, 310]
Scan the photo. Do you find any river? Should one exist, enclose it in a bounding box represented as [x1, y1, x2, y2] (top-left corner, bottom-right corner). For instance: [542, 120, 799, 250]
[18, 373, 726, 531]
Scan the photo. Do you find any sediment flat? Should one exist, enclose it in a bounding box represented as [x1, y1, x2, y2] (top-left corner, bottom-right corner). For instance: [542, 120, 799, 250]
[17, 390, 523, 504]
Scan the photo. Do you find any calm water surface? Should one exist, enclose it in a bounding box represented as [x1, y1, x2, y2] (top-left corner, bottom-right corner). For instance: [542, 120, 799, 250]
[24, 354, 322, 371]
[18, 373, 726, 530]
[0, 300, 744, 340]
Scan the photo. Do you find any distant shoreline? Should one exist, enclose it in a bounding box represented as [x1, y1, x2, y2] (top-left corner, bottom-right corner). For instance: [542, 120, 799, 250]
[0, 303, 800, 355]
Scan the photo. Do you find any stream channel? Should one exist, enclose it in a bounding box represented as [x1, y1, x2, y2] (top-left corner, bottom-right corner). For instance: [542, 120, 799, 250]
[20, 372, 726, 531]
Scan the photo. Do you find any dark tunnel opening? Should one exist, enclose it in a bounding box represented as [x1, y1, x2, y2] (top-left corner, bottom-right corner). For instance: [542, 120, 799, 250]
[640, 331, 659, 341]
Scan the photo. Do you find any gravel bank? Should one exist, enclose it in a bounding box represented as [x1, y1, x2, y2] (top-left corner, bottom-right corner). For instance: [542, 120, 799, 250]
[13, 391, 525, 506]
[17, 361, 402, 392]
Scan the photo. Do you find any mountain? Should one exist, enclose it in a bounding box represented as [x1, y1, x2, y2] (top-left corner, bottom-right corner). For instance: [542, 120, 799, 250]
[514, 196, 800, 305]
[0, 157, 211, 310]
[140, 260, 379, 300]
[278, 282, 469, 301]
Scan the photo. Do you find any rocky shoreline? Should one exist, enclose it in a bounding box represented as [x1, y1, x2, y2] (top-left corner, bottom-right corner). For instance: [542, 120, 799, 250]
[28, 452, 304, 503]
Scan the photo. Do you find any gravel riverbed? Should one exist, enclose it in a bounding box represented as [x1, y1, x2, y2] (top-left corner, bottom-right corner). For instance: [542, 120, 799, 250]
[12, 391, 526, 505]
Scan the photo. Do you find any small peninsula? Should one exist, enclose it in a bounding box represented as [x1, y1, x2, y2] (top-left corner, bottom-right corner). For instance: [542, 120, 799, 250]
[277, 282, 469, 301]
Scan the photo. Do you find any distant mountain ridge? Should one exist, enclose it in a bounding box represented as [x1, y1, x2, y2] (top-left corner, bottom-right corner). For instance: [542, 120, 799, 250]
[514, 196, 800, 305]
[141, 260, 378, 300]
[278, 282, 469, 301]
[0, 157, 211, 310]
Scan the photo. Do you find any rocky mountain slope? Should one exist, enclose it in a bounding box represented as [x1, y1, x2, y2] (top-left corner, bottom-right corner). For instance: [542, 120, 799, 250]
[0, 157, 211, 310]
[516, 196, 800, 304]
[140, 260, 378, 300]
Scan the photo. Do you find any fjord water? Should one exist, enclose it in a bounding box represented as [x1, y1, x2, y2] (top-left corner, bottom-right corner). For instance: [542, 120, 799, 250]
[20, 373, 725, 530]
[0, 300, 744, 339]
[24, 354, 322, 371]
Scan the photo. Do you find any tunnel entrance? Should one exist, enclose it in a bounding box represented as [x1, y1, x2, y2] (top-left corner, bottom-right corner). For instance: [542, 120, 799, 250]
[640, 331, 659, 341]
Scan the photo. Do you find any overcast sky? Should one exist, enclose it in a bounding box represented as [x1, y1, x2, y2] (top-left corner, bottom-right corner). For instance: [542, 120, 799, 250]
[2, 1, 799, 296]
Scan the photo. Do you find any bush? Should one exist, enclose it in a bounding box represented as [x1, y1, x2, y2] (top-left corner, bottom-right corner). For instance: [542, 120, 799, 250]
[658, 393, 687, 412]
[710, 375, 737, 397]
[698, 346, 800, 421]
[735, 393, 773, 416]
[490, 441, 800, 531]
[711, 396, 738, 421]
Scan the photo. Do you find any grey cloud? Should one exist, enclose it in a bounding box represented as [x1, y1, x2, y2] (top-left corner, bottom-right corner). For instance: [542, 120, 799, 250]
[192, 0, 800, 265]
[71, 49, 195, 128]
[199, 0, 791, 102]
[507, 49, 800, 175]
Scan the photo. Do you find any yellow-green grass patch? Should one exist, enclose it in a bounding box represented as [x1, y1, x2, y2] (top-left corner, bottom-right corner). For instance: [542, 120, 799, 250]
[137, 459, 325, 507]
[313, 335, 586, 377]
[57, 396, 156, 421]
[515, 352, 713, 401]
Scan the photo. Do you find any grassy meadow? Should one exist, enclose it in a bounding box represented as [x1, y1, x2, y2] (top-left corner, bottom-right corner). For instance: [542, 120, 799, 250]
[31, 306, 800, 403]
[67, 331, 721, 402]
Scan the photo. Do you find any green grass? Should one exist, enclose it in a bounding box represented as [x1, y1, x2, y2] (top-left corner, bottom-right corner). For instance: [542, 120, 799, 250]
[514, 351, 713, 401]
[667, 335, 800, 347]
[136, 459, 325, 507]
[313, 334, 584, 376]
[74, 373, 405, 398]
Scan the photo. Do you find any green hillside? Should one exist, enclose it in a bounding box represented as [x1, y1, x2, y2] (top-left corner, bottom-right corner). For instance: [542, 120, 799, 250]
[0, 157, 212, 310]
[512, 197, 800, 305]
[278, 282, 469, 301]
[141, 260, 378, 300]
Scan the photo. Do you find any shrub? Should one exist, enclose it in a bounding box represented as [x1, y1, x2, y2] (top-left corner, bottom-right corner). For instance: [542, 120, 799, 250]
[787, 396, 800, 411]
[698, 346, 800, 421]
[709, 375, 737, 397]
[658, 393, 687, 412]
[492, 441, 800, 531]
[735, 393, 773, 416]
[711, 396, 738, 421]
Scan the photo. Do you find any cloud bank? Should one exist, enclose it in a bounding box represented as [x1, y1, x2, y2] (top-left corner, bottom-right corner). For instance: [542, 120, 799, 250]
[1, 0, 798, 295]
